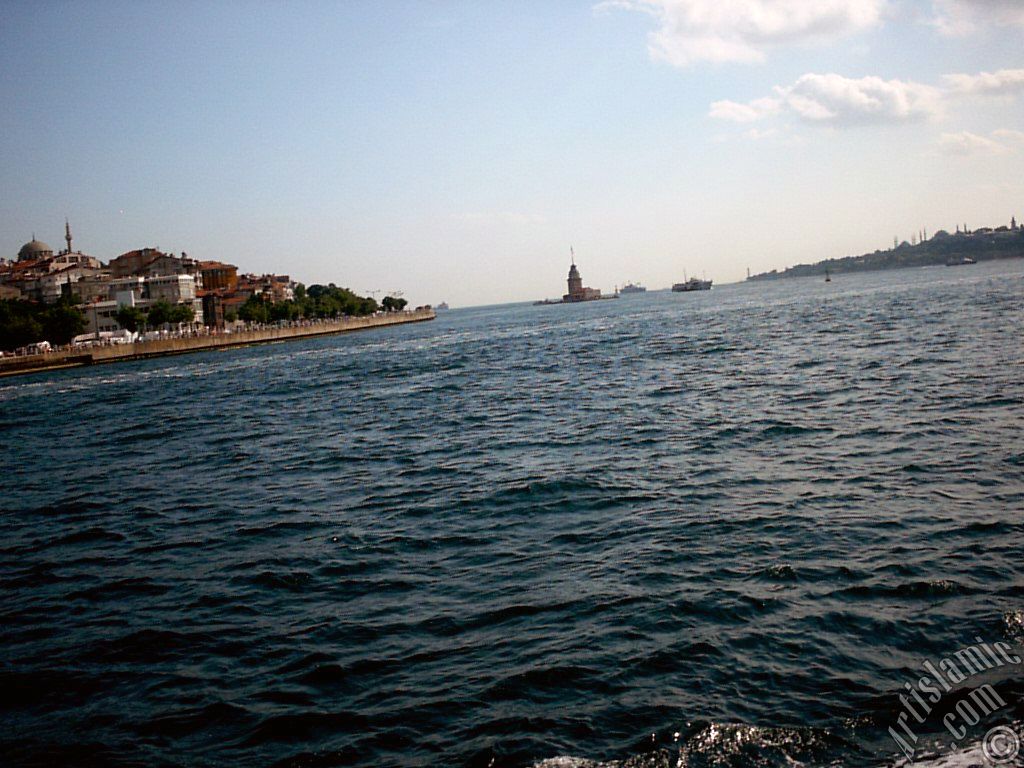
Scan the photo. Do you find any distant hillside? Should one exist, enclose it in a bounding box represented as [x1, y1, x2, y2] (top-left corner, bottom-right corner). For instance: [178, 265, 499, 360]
[748, 222, 1024, 281]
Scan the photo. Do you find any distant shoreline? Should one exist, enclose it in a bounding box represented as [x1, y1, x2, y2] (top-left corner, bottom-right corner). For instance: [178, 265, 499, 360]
[0, 308, 435, 379]
[748, 225, 1024, 281]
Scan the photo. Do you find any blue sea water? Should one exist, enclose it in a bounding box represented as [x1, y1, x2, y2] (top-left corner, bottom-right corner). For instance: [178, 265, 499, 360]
[1, 261, 1023, 767]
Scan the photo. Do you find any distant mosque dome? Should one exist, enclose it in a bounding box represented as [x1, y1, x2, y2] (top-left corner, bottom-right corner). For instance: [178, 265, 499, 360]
[18, 238, 53, 262]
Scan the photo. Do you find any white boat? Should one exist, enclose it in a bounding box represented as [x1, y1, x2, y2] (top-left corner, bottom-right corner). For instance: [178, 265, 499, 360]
[672, 276, 712, 292]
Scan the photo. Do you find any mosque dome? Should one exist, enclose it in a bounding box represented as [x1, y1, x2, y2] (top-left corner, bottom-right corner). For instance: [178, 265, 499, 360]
[18, 238, 53, 262]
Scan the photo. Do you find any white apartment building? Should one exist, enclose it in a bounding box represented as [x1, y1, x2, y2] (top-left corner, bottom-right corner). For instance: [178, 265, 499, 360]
[79, 273, 203, 336]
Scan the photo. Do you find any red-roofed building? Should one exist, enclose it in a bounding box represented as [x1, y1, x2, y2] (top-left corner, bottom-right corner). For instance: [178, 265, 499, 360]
[108, 248, 198, 278]
[198, 260, 239, 292]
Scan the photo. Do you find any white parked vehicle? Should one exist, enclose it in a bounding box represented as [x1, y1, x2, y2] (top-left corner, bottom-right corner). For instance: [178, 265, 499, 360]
[72, 331, 136, 346]
[110, 329, 137, 344]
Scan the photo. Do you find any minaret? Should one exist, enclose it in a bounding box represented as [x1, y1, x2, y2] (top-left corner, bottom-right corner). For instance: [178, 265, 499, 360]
[65, 219, 73, 254]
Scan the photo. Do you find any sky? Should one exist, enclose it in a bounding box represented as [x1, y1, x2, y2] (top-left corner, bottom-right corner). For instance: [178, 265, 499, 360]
[1, 0, 1022, 307]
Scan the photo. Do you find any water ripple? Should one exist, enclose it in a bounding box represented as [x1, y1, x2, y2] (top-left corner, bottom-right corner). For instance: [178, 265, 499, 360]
[2, 261, 1023, 767]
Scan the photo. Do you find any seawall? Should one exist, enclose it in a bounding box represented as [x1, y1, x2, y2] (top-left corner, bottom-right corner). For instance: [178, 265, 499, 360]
[0, 308, 435, 379]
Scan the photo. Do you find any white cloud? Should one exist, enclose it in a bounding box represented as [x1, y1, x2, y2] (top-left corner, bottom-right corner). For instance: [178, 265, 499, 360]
[790, 74, 942, 124]
[993, 128, 1024, 146]
[943, 69, 1024, 96]
[938, 130, 1013, 155]
[711, 73, 942, 126]
[708, 97, 780, 122]
[599, 0, 884, 66]
[712, 66, 1024, 132]
[931, 0, 1024, 35]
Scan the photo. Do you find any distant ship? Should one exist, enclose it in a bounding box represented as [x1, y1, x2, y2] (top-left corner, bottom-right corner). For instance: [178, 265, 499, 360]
[672, 275, 712, 292]
[945, 256, 976, 266]
[435, 301, 450, 310]
[619, 282, 647, 295]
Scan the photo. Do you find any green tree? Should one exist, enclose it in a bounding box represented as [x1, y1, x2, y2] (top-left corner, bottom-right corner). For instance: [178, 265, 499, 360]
[41, 302, 87, 344]
[238, 294, 270, 323]
[303, 284, 378, 318]
[0, 300, 44, 351]
[269, 300, 299, 322]
[168, 303, 195, 324]
[0, 298, 86, 349]
[115, 305, 147, 333]
[146, 300, 175, 327]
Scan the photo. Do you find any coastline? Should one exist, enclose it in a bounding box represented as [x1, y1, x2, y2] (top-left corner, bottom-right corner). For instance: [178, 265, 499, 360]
[533, 295, 618, 305]
[0, 308, 435, 378]
[747, 230, 1024, 282]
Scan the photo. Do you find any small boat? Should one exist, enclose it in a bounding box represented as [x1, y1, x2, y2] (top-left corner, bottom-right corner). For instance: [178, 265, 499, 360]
[825, 268, 831, 282]
[945, 256, 976, 266]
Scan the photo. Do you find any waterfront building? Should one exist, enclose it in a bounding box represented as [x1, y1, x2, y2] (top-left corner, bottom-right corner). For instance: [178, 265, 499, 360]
[37, 264, 105, 304]
[3, 223, 103, 302]
[562, 256, 602, 302]
[81, 301, 125, 336]
[49, 251, 102, 271]
[0, 259, 39, 294]
[147, 274, 198, 304]
[199, 261, 239, 292]
[108, 277, 147, 302]
[236, 273, 294, 302]
[201, 293, 226, 328]
[108, 248, 198, 279]
[195, 261, 243, 328]
[2, 223, 299, 333]
[108, 249, 153, 277]
[79, 273, 204, 335]
[72, 274, 115, 304]
[533, 251, 610, 305]
[199, 272, 293, 328]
